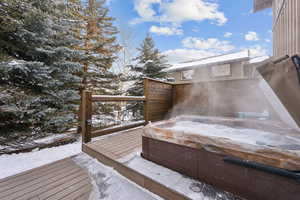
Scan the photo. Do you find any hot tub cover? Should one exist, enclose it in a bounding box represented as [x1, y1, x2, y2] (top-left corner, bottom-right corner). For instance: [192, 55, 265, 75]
[143, 115, 300, 171]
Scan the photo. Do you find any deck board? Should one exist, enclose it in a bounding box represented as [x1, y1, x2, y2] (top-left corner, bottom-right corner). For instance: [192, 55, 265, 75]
[0, 160, 79, 194]
[87, 127, 143, 160]
[0, 157, 92, 200]
[83, 127, 190, 200]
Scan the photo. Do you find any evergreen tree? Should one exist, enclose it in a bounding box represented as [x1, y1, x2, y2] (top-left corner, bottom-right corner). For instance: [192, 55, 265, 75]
[0, 0, 83, 140]
[127, 34, 169, 119]
[84, 0, 122, 128]
[68, 0, 122, 129]
[83, 0, 121, 94]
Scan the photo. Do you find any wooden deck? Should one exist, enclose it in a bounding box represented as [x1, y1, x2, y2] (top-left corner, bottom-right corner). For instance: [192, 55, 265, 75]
[86, 127, 142, 160]
[0, 157, 92, 200]
[83, 127, 190, 200]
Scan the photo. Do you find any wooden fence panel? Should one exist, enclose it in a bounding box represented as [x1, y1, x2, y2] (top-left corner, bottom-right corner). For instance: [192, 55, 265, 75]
[144, 78, 173, 122]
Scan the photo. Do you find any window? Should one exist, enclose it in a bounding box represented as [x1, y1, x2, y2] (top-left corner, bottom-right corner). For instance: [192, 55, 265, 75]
[181, 70, 194, 80]
[211, 64, 231, 77]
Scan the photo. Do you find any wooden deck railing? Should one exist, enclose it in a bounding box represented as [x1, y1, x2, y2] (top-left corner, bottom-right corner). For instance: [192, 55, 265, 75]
[81, 91, 147, 143]
[81, 78, 174, 143]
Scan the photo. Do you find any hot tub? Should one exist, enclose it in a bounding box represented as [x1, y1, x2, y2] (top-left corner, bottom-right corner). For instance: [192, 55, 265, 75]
[142, 115, 300, 200]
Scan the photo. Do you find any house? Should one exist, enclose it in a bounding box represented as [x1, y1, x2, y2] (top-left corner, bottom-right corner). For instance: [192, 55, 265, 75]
[254, 0, 300, 57]
[165, 51, 268, 84]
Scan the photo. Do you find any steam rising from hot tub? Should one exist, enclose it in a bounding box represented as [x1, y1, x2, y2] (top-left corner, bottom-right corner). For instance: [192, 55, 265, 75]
[167, 77, 273, 120]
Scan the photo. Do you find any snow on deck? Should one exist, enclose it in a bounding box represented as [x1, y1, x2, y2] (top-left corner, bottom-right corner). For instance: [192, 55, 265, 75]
[73, 153, 161, 200]
[165, 51, 249, 72]
[0, 141, 81, 179]
[126, 154, 237, 200]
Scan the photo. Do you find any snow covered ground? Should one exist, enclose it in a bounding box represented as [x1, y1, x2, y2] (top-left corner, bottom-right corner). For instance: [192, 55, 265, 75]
[0, 141, 81, 179]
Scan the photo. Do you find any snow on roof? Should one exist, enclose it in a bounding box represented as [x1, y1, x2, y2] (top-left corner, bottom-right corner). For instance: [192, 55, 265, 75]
[165, 51, 250, 72]
[249, 56, 270, 64]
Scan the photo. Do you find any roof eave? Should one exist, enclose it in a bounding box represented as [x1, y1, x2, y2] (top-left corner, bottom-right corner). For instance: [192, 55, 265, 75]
[253, 0, 273, 12]
[166, 57, 250, 73]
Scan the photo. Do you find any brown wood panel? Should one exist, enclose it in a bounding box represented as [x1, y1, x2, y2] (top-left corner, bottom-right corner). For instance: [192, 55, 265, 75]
[144, 78, 173, 122]
[46, 178, 90, 200]
[142, 136, 300, 200]
[74, 191, 92, 200]
[0, 158, 73, 187]
[0, 164, 82, 198]
[14, 171, 87, 200]
[88, 128, 143, 160]
[92, 121, 146, 138]
[59, 184, 91, 200]
[0, 157, 92, 200]
[92, 95, 146, 102]
[82, 91, 92, 143]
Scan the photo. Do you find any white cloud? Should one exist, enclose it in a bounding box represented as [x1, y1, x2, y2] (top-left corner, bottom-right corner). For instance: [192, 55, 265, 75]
[182, 37, 235, 52]
[163, 48, 216, 64]
[245, 45, 268, 57]
[245, 31, 259, 41]
[265, 38, 271, 43]
[160, 0, 227, 25]
[224, 32, 232, 38]
[164, 37, 235, 63]
[132, 0, 161, 22]
[132, 0, 227, 26]
[150, 25, 183, 35]
[192, 28, 200, 33]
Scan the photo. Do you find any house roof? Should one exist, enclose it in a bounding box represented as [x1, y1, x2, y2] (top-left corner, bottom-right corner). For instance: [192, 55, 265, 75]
[253, 0, 273, 12]
[249, 55, 270, 64]
[165, 51, 250, 72]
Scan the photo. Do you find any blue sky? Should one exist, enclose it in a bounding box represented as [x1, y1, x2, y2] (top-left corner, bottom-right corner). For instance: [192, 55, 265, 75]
[107, 0, 273, 64]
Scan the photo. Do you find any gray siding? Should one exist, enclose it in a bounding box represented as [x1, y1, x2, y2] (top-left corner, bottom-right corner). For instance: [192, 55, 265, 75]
[273, 0, 300, 57]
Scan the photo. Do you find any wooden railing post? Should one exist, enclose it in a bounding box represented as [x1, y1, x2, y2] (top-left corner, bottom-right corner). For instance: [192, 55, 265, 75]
[82, 91, 92, 143]
[144, 78, 149, 124]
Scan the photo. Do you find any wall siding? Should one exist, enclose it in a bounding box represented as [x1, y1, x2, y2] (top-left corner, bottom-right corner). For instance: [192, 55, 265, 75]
[273, 0, 300, 57]
[167, 61, 253, 84]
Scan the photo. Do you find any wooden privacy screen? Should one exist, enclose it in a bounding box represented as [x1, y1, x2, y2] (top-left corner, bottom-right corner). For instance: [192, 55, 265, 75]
[172, 79, 278, 119]
[144, 78, 173, 122]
